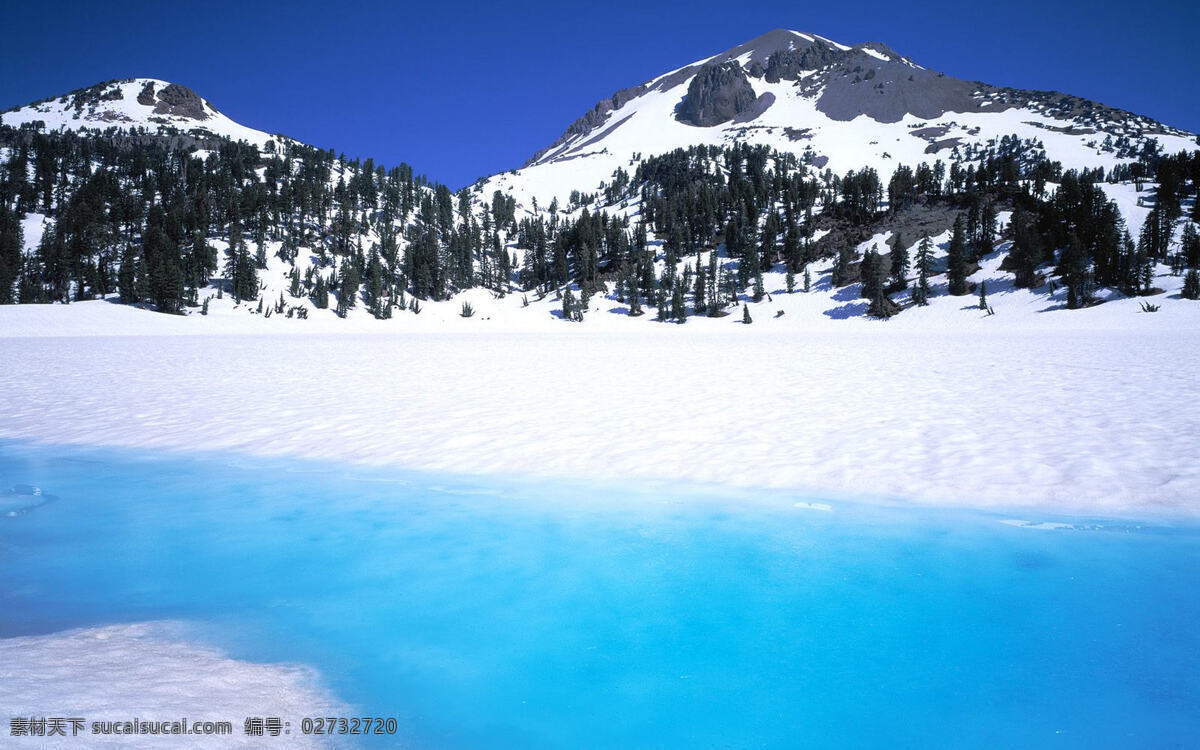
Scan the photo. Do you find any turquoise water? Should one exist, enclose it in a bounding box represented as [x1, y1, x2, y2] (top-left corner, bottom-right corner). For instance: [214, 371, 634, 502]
[1, 441, 1197, 749]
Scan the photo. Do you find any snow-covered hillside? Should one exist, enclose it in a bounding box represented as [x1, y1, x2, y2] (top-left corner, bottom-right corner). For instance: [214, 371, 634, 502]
[1, 32, 1198, 330]
[0, 78, 283, 149]
[479, 29, 1197, 221]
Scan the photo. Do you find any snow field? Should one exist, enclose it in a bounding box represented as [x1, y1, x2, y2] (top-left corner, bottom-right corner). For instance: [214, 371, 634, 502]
[2, 326, 1198, 520]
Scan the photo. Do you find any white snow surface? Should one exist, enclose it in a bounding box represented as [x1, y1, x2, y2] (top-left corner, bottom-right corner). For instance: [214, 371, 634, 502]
[2, 305, 1199, 520]
[0, 622, 343, 748]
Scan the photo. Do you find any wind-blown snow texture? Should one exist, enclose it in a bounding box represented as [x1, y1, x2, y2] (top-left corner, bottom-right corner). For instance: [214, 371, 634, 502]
[2, 324, 1197, 520]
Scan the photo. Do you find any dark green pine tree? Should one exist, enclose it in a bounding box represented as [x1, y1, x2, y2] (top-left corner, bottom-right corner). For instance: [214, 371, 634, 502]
[862, 248, 892, 318]
[1183, 269, 1200, 300]
[225, 223, 258, 303]
[978, 201, 997, 259]
[313, 273, 330, 309]
[118, 243, 140, 303]
[1059, 234, 1092, 309]
[1008, 206, 1044, 289]
[832, 246, 856, 287]
[742, 303, 752, 324]
[671, 277, 687, 323]
[364, 251, 388, 319]
[889, 232, 908, 291]
[627, 268, 643, 316]
[978, 280, 988, 310]
[336, 259, 361, 317]
[946, 216, 970, 296]
[913, 236, 933, 305]
[562, 286, 577, 321]
[1182, 222, 1200, 269]
[0, 207, 22, 304]
[142, 206, 184, 314]
[860, 248, 881, 300]
[1138, 204, 1173, 261]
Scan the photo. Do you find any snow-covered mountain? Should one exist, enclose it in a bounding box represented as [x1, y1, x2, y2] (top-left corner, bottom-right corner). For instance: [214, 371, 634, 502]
[479, 29, 1196, 214]
[1, 34, 1198, 328]
[0, 77, 283, 149]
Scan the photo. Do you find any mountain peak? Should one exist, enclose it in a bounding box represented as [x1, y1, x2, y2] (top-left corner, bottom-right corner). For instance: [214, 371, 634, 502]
[496, 27, 1195, 212]
[1, 78, 280, 148]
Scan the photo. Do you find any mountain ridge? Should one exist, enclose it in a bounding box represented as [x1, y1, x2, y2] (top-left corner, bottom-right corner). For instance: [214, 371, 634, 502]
[0, 29, 1198, 330]
[529, 28, 1189, 172]
[0, 77, 287, 150]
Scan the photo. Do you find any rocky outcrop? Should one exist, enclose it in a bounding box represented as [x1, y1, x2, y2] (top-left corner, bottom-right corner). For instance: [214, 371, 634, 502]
[762, 44, 848, 83]
[675, 62, 758, 127]
[152, 83, 210, 120]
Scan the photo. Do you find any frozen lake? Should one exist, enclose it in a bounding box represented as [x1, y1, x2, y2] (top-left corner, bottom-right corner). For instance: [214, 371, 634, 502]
[1, 441, 1197, 748]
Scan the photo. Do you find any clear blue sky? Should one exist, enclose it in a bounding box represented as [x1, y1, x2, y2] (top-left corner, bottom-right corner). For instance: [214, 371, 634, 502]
[2, 0, 1196, 188]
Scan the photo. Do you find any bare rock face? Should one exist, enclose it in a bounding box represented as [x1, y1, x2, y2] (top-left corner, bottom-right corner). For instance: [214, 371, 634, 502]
[762, 44, 848, 83]
[152, 83, 209, 120]
[137, 81, 157, 106]
[675, 62, 758, 127]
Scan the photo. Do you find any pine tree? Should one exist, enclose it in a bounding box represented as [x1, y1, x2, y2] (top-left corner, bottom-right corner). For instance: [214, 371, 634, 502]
[803, 266, 811, 293]
[978, 201, 997, 260]
[1060, 234, 1092, 309]
[118, 244, 139, 303]
[0, 208, 23, 305]
[742, 303, 752, 324]
[861, 248, 882, 300]
[889, 232, 908, 291]
[946, 216, 969, 295]
[832, 246, 855, 287]
[913, 236, 933, 305]
[978, 280, 988, 310]
[863, 248, 892, 318]
[142, 207, 183, 313]
[627, 269, 643, 316]
[1182, 223, 1200, 269]
[1009, 206, 1044, 289]
[225, 224, 258, 303]
[672, 277, 687, 322]
[336, 260, 361, 317]
[313, 273, 329, 309]
[1183, 269, 1200, 300]
[562, 286, 577, 321]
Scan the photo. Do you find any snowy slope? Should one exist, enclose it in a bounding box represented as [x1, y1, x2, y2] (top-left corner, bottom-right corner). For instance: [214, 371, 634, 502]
[479, 29, 1197, 218]
[0, 78, 284, 149]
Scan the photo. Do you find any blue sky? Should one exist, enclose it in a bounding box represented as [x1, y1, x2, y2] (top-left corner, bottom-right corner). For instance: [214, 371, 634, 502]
[2, 0, 1196, 188]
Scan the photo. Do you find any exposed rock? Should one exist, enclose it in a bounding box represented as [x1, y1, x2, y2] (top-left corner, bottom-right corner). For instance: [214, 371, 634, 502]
[764, 44, 848, 83]
[813, 60, 1016, 123]
[137, 81, 157, 106]
[152, 83, 209, 121]
[522, 28, 1192, 169]
[675, 62, 758, 127]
